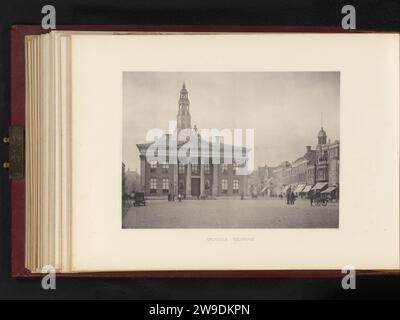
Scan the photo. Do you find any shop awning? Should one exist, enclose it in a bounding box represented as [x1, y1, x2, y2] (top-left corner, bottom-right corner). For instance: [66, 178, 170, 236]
[321, 186, 337, 194]
[282, 185, 290, 193]
[261, 186, 268, 192]
[301, 185, 312, 193]
[311, 182, 328, 191]
[294, 184, 306, 193]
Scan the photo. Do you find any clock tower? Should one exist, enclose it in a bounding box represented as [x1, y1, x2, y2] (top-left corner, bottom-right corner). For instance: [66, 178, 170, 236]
[177, 82, 192, 130]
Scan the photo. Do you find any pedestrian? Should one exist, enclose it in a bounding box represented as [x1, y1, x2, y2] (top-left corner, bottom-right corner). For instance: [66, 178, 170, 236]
[286, 189, 291, 205]
[178, 193, 182, 202]
[290, 192, 295, 205]
[310, 191, 314, 206]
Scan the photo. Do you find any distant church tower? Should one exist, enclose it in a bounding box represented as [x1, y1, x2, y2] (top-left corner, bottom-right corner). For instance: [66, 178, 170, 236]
[177, 82, 191, 130]
[318, 112, 327, 145]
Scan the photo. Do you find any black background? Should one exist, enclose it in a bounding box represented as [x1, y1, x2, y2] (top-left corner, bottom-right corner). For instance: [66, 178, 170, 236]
[0, 0, 399, 300]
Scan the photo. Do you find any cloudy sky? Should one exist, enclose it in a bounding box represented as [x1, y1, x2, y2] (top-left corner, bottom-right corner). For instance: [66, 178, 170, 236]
[123, 72, 340, 172]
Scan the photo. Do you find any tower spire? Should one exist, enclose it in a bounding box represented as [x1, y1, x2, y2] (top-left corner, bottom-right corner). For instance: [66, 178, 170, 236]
[177, 82, 191, 130]
[318, 112, 327, 145]
[321, 112, 323, 128]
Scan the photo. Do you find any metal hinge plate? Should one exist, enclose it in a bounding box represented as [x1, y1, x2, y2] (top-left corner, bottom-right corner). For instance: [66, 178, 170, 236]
[4, 126, 24, 179]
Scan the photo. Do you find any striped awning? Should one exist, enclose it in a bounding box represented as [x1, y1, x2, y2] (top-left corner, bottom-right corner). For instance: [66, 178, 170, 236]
[282, 185, 291, 193]
[301, 185, 313, 193]
[321, 186, 337, 194]
[294, 184, 306, 193]
[311, 182, 328, 191]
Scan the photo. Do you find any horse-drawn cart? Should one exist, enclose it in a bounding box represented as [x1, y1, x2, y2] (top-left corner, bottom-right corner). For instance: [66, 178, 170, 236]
[133, 192, 146, 207]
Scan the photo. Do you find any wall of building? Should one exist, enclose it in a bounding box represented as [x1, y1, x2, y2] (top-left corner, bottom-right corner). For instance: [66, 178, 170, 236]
[306, 164, 316, 186]
[144, 161, 176, 196]
[142, 160, 247, 197]
[328, 143, 340, 186]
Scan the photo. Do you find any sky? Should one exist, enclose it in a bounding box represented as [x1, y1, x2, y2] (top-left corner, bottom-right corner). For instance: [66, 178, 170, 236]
[123, 72, 340, 172]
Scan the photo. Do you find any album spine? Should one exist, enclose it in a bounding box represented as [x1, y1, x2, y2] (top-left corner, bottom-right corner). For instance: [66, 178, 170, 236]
[10, 26, 29, 277]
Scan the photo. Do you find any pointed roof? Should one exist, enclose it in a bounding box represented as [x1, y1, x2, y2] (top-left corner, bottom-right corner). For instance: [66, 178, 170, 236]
[180, 82, 188, 93]
[318, 127, 327, 138]
[318, 112, 327, 137]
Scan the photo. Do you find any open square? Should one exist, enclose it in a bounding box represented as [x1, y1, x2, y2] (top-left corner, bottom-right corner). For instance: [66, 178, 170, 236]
[123, 198, 339, 228]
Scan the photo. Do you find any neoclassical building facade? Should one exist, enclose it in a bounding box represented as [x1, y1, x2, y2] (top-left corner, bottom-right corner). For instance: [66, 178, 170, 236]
[137, 83, 249, 198]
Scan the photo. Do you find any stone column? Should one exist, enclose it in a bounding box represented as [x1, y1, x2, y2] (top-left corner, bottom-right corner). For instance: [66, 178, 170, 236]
[186, 163, 191, 198]
[173, 163, 178, 198]
[212, 164, 218, 196]
[200, 164, 205, 197]
[140, 156, 146, 193]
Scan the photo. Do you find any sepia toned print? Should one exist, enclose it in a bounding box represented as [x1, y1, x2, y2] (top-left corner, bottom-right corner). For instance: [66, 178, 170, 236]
[122, 72, 340, 228]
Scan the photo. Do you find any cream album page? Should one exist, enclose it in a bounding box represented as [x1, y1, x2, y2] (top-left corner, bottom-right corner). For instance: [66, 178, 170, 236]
[70, 33, 399, 271]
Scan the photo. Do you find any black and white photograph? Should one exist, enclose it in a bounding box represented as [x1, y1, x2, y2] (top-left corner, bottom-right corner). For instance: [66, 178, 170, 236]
[122, 72, 340, 228]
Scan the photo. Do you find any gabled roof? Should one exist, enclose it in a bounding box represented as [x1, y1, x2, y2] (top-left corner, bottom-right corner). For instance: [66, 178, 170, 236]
[293, 149, 316, 166]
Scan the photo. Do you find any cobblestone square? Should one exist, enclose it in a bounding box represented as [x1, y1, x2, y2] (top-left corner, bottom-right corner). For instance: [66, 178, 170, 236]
[123, 198, 339, 228]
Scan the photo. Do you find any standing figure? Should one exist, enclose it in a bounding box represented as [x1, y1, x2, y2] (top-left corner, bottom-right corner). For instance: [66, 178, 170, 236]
[290, 191, 295, 205]
[286, 188, 291, 205]
[310, 191, 314, 206]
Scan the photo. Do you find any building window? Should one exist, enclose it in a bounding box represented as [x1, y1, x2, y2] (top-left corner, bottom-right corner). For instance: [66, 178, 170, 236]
[204, 164, 210, 174]
[162, 178, 169, 193]
[162, 162, 169, 170]
[179, 164, 185, 174]
[205, 180, 210, 189]
[192, 164, 199, 175]
[150, 178, 157, 193]
[233, 179, 239, 193]
[150, 161, 157, 172]
[318, 169, 326, 181]
[233, 163, 237, 174]
[221, 179, 228, 193]
[318, 151, 328, 162]
[179, 180, 184, 190]
[330, 148, 338, 159]
[222, 164, 229, 174]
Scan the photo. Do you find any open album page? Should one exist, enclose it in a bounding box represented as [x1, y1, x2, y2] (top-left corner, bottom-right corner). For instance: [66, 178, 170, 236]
[69, 33, 399, 272]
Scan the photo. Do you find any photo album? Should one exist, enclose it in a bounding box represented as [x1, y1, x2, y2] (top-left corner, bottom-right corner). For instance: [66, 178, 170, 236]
[9, 27, 399, 276]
